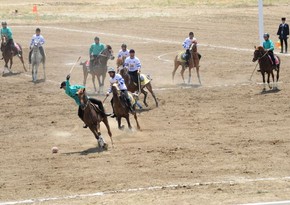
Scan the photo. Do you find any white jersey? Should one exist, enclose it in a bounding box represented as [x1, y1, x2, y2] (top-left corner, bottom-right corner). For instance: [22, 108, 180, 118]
[118, 49, 129, 59]
[107, 73, 127, 93]
[124, 56, 141, 72]
[183, 37, 197, 49]
[30, 34, 45, 48]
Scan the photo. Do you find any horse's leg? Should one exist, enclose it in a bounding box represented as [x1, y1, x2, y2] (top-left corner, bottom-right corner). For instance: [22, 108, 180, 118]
[19, 55, 27, 72]
[102, 116, 113, 147]
[83, 67, 88, 86]
[267, 72, 272, 89]
[196, 66, 201, 85]
[261, 72, 266, 91]
[117, 116, 124, 130]
[141, 89, 148, 107]
[125, 115, 132, 130]
[188, 67, 192, 84]
[271, 70, 275, 89]
[133, 113, 141, 130]
[172, 59, 178, 83]
[96, 75, 102, 94]
[43, 62, 46, 81]
[145, 83, 158, 107]
[180, 66, 185, 84]
[91, 74, 97, 93]
[9, 57, 13, 71]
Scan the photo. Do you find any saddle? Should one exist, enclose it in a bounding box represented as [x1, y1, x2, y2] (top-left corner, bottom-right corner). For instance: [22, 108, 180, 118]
[267, 55, 279, 65]
[177, 51, 187, 63]
[132, 74, 151, 86]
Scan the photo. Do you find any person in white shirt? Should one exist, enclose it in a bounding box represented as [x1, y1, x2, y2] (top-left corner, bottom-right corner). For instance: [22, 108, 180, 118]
[182, 31, 197, 66]
[106, 67, 133, 117]
[29, 28, 45, 64]
[118, 43, 129, 60]
[124, 49, 141, 87]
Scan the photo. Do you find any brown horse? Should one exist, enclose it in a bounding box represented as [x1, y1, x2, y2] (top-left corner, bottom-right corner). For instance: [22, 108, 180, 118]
[118, 63, 158, 107]
[1, 35, 26, 73]
[172, 42, 201, 85]
[81, 45, 114, 94]
[77, 88, 113, 149]
[111, 83, 140, 130]
[252, 46, 280, 91]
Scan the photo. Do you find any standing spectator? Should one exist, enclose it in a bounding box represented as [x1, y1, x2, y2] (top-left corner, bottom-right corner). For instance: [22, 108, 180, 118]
[277, 17, 289, 53]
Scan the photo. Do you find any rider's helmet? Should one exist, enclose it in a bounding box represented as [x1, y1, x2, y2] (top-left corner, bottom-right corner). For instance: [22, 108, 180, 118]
[129, 49, 135, 53]
[121, 43, 127, 48]
[1, 21, 7, 26]
[36, 28, 41, 32]
[60, 81, 66, 89]
[263, 33, 270, 38]
[94, 36, 99, 41]
[107, 67, 116, 73]
[189, 31, 194, 36]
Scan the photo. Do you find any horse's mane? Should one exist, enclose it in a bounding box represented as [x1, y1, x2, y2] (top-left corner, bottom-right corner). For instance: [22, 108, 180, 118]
[106, 45, 112, 50]
[255, 46, 264, 51]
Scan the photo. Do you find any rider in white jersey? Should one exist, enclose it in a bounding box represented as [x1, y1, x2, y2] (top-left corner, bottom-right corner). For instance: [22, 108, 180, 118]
[124, 49, 141, 88]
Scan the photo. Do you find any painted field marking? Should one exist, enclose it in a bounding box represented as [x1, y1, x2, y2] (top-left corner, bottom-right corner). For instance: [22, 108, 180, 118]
[1, 176, 290, 205]
[240, 200, 290, 205]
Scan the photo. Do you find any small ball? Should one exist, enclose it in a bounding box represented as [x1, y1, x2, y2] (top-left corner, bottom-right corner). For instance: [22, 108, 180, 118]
[51, 147, 58, 154]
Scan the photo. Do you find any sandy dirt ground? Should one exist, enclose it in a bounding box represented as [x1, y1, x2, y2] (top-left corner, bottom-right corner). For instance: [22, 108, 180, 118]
[1, 1, 290, 205]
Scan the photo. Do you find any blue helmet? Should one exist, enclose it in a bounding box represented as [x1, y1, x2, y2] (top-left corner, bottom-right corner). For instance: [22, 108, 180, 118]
[263, 33, 269, 38]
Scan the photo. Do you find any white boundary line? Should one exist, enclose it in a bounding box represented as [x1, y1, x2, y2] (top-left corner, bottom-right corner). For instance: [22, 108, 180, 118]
[1, 176, 290, 205]
[240, 201, 290, 205]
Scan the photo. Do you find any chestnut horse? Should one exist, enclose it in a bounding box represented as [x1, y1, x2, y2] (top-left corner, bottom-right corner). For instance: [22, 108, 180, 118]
[81, 45, 114, 94]
[252, 46, 280, 91]
[77, 88, 113, 149]
[111, 83, 140, 130]
[1, 35, 26, 73]
[119, 67, 158, 107]
[172, 42, 201, 85]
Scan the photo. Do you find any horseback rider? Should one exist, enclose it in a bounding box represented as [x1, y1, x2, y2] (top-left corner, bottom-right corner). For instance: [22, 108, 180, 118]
[60, 74, 108, 128]
[124, 49, 141, 89]
[106, 67, 133, 118]
[262, 33, 277, 71]
[117, 43, 129, 69]
[0, 21, 20, 57]
[183, 31, 197, 67]
[29, 28, 46, 65]
[89, 36, 106, 71]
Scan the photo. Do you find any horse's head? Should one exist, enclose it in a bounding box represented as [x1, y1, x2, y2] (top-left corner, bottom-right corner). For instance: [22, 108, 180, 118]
[77, 88, 88, 109]
[252, 46, 265, 62]
[111, 83, 120, 95]
[101, 45, 115, 60]
[1, 35, 8, 46]
[189, 40, 197, 53]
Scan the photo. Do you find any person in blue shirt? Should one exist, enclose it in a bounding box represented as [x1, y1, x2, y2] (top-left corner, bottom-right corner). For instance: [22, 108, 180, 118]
[0, 21, 20, 57]
[263, 33, 277, 70]
[60, 74, 107, 128]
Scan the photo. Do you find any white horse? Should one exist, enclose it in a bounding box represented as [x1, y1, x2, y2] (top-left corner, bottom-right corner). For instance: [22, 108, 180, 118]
[31, 40, 45, 82]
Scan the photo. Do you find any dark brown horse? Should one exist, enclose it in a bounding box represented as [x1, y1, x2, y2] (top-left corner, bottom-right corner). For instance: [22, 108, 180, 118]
[1, 35, 26, 73]
[252, 46, 280, 91]
[119, 66, 158, 108]
[77, 88, 113, 149]
[81, 45, 114, 94]
[172, 42, 201, 85]
[111, 83, 140, 130]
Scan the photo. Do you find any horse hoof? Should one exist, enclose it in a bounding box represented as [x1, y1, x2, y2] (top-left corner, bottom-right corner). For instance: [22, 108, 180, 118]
[102, 143, 108, 150]
[119, 125, 125, 130]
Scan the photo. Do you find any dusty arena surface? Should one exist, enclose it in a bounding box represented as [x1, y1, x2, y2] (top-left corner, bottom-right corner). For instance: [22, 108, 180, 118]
[1, 1, 290, 204]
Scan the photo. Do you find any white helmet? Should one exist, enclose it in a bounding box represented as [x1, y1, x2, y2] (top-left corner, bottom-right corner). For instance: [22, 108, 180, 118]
[107, 67, 115, 73]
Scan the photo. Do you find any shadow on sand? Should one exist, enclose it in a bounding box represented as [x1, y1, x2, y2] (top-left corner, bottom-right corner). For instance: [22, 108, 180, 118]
[62, 146, 106, 156]
[29, 79, 46, 84]
[260, 88, 281, 95]
[176, 83, 202, 89]
[2, 72, 21, 77]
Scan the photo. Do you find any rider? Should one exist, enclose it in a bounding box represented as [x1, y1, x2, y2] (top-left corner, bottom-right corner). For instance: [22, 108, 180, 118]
[0, 21, 20, 57]
[89, 36, 106, 71]
[29, 28, 45, 64]
[182, 31, 197, 67]
[124, 49, 141, 89]
[60, 74, 108, 128]
[117, 43, 129, 69]
[106, 67, 133, 118]
[262, 33, 277, 71]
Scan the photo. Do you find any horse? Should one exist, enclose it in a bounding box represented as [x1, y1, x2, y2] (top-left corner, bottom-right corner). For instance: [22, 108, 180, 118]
[172, 42, 201, 85]
[77, 88, 113, 149]
[252, 46, 280, 91]
[82, 45, 115, 94]
[1, 35, 26, 73]
[111, 83, 141, 130]
[31, 40, 45, 82]
[118, 64, 158, 108]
